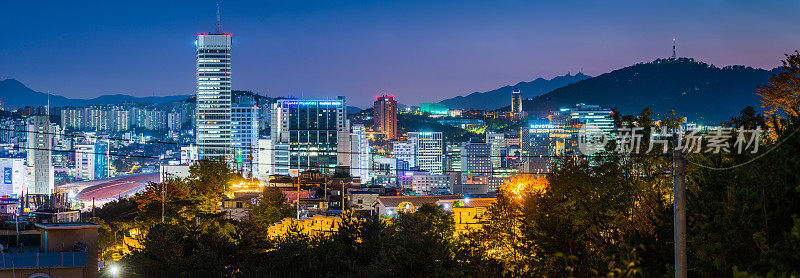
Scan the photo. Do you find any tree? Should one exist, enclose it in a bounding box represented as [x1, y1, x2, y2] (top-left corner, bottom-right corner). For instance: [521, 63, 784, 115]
[188, 159, 237, 199]
[123, 221, 239, 277]
[248, 187, 294, 227]
[757, 51, 800, 139]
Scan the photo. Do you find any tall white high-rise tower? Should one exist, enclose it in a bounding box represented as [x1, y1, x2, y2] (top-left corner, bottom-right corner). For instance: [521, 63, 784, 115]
[28, 115, 53, 194]
[195, 10, 232, 161]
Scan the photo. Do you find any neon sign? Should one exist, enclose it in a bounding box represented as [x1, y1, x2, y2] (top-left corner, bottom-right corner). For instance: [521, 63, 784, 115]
[530, 124, 554, 129]
[283, 100, 342, 106]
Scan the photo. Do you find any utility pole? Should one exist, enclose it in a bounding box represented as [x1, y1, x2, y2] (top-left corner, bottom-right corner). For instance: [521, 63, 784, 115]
[15, 213, 19, 248]
[161, 183, 165, 223]
[341, 182, 346, 211]
[249, 144, 254, 184]
[673, 139, 687, 278]
[295, 178, 300, 220]
[160, 162, 165, 222]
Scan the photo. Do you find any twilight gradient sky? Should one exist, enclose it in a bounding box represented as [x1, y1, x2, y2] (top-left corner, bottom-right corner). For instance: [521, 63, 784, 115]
[1, 0, 799, 107]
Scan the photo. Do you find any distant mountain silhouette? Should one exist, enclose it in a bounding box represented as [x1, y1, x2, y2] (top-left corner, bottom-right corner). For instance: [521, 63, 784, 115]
[438, 73, 591, 110]
[0, 79, 191, 109]
[497, 58, 777, 124]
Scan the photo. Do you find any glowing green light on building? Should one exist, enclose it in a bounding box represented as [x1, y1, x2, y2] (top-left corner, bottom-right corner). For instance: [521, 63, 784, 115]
[420, 103, 449, 115]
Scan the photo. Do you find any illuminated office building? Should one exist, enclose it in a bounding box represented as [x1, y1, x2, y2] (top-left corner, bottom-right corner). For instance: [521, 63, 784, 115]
[374, 95, 398, 140]
[392, 142, 415, 168]
[231, 101, 259, 174]
[195, 30, 232, 161]
[486, 132, 505, 169]
[270, 98, 348, 175]
[408, 132, 443, 174]
[27, 115, 53, 194]
[350, 124, 371, 182]
[511, 88, 523, 114]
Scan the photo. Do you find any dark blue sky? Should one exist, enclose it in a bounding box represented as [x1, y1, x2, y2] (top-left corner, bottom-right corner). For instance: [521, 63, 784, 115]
[2, 0, 799, 107]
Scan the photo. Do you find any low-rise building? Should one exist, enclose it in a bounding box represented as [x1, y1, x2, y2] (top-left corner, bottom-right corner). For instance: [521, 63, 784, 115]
[348, 191, 379, 212]
[222, 197, 253, 220]
[0, 222, 100, 278]
[373, 194, 462, 217]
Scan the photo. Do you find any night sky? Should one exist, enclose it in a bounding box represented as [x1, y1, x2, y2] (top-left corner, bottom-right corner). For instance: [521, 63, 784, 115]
[2, 0, 799, 107]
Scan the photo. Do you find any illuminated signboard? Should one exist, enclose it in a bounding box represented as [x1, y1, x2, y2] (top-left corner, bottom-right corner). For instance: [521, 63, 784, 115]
[283, 100, 342, 106]
[530, 124, 554, 129]
[3, 168, 11, 184]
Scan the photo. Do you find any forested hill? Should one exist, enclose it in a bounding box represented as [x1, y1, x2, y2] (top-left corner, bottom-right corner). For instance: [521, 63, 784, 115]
[506, 58, 778, 123]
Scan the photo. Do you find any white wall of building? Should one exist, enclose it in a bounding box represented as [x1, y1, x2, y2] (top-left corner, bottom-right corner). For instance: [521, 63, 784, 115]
[0, 158, 29, 197]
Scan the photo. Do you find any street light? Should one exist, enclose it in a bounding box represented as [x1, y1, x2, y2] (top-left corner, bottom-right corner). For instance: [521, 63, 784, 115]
[109, 264, 120, 277]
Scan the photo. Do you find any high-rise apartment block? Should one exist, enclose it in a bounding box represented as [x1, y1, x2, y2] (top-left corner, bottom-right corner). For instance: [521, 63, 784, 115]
[195, 32, 232, 161]
[373, 95, 397, 140]
[60, 106, 170, 132]
[75, 144, 95, 180]
[74, 142, 109, 181]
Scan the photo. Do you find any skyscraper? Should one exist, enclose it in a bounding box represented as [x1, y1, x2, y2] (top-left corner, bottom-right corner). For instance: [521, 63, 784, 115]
[373, 95, 397, 140]
[75, 144, 96, 180]
[445, 143, 462, 173]
[461, 138, 491, 177]
[349, 124, 371, 182]
[511, 88, 524, 119]
[408, 132, 444, 175]
[94, 141, 109, 179]
[486, 132, 505, 169]
[231, 101, 259, 174]
[195, 29, 232, 161]
[569, 103, 614, 132]
[271, 98, 348, 175]
[27, 115, 53, 194]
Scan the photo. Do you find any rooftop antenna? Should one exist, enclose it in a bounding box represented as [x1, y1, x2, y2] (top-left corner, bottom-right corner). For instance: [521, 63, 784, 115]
[672, 37, 677, 59]
[46, 90, 50, 115]
[216, 3, 221, 34]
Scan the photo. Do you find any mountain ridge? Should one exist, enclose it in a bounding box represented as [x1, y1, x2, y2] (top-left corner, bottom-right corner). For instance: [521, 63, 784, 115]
[0, 79, 191, 108]
[438, 73, 591, 110]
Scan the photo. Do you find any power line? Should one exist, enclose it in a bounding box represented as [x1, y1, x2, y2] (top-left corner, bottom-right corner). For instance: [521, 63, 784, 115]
[0, 127, 670, 159]
[7, 144, 672, 177]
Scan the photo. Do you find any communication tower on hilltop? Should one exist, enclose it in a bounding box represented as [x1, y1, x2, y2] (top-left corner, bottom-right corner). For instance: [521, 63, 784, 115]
[672, 37, 677, 59]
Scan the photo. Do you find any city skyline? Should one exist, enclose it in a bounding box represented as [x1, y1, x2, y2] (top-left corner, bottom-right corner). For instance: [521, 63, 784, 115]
[2, 0, 800, 107]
